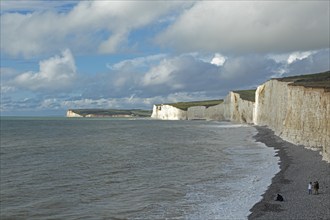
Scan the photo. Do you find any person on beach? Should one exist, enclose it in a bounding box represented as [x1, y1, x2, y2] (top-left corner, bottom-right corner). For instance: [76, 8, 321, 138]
[274, 194, 284, 201]
[308, 182, 312, 194]
[314, 181, 319, 195]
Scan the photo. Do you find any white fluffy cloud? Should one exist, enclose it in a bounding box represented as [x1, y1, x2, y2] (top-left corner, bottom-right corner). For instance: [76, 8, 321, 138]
[287, 51, 316, 64]
[1, 1, 191, 58]
[3, 1, 328, 58]
[211, 53, 226, 66]
[156, 1, 329, 54]
[142, 58, 181, 88]
[13, 49, 76, 91]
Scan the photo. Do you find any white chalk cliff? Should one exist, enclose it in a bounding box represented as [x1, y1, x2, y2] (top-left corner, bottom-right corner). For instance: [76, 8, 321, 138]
[254, 79, 330, 162]
[151, 75, 330, 162]
[66, 110, 83, 117]
[151, 91, 255, 123]
[151, 104, 187, 120]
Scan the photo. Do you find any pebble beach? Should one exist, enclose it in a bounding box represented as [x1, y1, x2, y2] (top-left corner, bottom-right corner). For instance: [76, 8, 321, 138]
[248, 126, 330, 220]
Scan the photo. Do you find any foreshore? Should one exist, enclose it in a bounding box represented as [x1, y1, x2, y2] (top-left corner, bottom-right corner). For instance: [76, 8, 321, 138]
[248, 126, 330, 220]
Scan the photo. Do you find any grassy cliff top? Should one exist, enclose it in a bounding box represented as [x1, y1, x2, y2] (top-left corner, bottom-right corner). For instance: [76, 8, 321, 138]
[159, 100, 223, 111]
[232, 89, 256, 102]
[277, 70, 330, 90]
[69, 109, 152, 117]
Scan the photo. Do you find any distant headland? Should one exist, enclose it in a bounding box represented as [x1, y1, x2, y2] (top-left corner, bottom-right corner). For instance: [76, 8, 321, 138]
[66, 109, 151, 118]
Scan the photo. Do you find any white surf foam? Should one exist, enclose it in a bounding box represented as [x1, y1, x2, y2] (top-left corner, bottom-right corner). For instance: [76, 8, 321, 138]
[185, 125, 280, 220]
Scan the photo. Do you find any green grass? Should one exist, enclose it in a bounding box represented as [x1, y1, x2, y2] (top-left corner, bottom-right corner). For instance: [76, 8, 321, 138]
[277, 70, 330, 90]
[69, 109, 152, 117]
[232, 89, 256, 102]
[159, 100, 223, 111]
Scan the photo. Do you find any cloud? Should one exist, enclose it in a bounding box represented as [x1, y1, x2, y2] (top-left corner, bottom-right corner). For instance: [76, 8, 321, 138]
[108, 54, 167, 71]
[70, 54, 231, 100]
[1, 49, 329, 115]
[282, 49, 330, 76]
[0, 96, 40, 112]
[13, 49, 77, 91]
[141, 54, 274, 95]
[1, 85, 16, 94]
[156, 1, 330, 54]
[73, 54, 168, 100]
[0, 0, 77, 13]
[287, 51, 316, 64]
[265, 48, 329, 77]
[52, 96, 157, 110]
[211, 53, 226, 66]
[142, 58, 182, 88]
[85, 50, 328, 101]
[0, 67, 19, 81]
[1, 1, 191, 58]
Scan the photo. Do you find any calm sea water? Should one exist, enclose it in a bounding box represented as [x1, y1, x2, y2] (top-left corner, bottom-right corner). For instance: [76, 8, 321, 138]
[0, 117, 279, 220]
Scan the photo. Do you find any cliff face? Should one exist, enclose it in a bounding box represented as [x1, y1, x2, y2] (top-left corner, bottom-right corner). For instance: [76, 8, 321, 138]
[66, 110, 83, 117]
[200, 92, 255, 123]
[151, 104, 187, 120]
[150, 75, 330, 162]
[187, 106, 206, 120]
[222, 92, 254, 124]
[205, 104, 225, 121]
[152, 92, 254, 123]
[255, 79, 330, 162]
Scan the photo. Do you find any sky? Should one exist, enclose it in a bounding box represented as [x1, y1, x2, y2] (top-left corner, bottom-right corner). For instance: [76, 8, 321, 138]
[1, 0, 329, 116]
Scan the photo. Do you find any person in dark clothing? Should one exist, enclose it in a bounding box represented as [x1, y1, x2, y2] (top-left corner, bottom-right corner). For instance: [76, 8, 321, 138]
[314, 181, 319, 195]
[275, 194, 284, 201]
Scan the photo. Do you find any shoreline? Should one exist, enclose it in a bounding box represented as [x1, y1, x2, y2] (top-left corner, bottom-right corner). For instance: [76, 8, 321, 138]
[248, 126, 330, 220]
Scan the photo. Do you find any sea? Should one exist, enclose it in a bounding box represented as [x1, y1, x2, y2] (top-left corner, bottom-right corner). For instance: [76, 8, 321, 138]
[0, 117, 280, 220]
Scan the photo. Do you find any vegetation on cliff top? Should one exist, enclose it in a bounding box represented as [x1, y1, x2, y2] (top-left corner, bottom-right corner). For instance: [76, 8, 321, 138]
[69, 109, 152, 117]
[233, 89, 256, 102]
[159, 100, 223, 111]
[277, 70, 330, 91]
